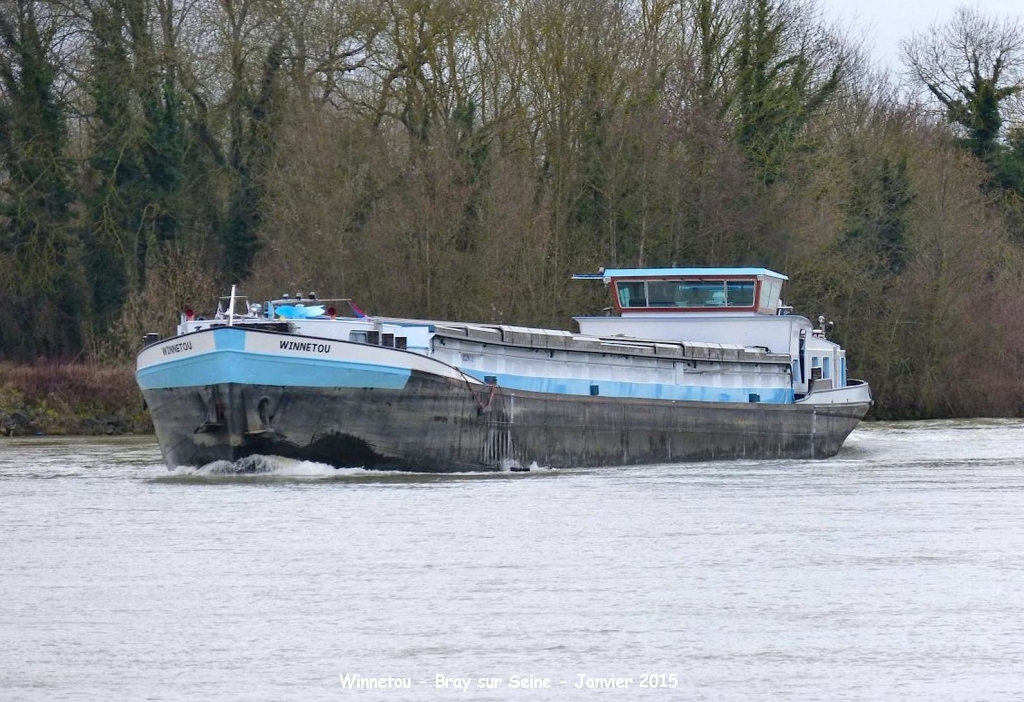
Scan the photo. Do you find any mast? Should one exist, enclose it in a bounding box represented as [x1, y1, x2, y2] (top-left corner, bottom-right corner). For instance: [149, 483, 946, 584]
[228, 285, 237, 326]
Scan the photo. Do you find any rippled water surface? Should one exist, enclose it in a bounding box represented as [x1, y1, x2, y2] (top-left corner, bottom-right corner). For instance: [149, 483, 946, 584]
[2, 421, 1024, 701]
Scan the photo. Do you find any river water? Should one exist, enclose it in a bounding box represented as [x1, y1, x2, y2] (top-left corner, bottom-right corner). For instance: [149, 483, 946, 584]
[2, 420, 1023, 701]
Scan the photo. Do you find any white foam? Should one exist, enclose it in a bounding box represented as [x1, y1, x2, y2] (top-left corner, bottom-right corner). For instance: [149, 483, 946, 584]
[164, 454, 552, 478]
[170, 455, 367, 478]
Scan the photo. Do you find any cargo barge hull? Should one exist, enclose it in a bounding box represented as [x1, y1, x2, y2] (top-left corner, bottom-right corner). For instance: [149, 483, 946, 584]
[142, 374, 869, 471]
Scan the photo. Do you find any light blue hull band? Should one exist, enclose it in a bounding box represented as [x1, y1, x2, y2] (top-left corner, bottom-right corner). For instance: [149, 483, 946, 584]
[458, 368, 794, 404]
[214, 327, 246, 350]
[139, 327, 792, 403]
[137, 350, 412, 390]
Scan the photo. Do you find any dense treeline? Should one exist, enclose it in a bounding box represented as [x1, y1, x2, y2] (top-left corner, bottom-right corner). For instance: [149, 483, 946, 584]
[1, 0, 1023, 418]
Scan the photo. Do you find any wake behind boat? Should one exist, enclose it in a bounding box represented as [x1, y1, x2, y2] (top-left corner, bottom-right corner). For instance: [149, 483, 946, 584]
[136, 267, 871, 471]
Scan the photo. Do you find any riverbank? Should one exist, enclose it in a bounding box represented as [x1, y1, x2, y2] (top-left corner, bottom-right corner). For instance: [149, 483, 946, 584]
[0, 362, 152, 436]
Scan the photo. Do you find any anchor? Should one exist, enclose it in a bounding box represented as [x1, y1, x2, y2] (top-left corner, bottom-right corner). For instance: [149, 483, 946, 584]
[194, 386, 225, 433]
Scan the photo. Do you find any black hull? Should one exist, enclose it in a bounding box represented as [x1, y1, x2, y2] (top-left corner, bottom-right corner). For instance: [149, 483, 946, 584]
[142, 370, 869, 471]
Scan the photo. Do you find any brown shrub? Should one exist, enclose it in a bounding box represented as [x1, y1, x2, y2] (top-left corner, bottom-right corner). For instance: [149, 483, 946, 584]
[0, 362, 151, 434]
[0, 362, 137, 406]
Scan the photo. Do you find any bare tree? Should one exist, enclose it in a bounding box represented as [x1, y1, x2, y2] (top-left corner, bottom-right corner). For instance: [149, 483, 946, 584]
[901, 5, 1024, 158]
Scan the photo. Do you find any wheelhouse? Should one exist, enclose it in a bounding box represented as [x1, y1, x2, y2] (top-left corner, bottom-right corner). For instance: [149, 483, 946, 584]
[571, 266, 854, 400]
[575, 267, 788, 315]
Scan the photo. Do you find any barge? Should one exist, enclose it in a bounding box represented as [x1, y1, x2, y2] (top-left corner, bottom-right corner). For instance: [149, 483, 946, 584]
[136, 267, 871, 471]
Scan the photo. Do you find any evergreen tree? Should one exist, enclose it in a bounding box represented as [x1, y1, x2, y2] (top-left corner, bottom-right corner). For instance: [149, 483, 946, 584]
[732, 0, 842, 182]
[221, 37, 287, 282]
[82, 0, 189, 335]
[0, 1, 85, 359]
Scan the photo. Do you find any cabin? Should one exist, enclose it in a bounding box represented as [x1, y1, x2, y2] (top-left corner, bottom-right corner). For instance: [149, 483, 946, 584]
[593, 267, 787, 315]
[573, 267, 848, 399]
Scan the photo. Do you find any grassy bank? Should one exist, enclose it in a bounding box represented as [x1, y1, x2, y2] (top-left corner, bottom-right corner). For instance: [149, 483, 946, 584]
[0, 362, 152, 436]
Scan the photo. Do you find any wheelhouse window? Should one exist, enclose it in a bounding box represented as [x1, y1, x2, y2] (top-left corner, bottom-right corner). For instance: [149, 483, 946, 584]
[682, 281, 727, 307]
[615, 278, 758, 309]
[759, 278, 782, 311]
[616, 281, 648, 308]
[725, 281, 755, 307]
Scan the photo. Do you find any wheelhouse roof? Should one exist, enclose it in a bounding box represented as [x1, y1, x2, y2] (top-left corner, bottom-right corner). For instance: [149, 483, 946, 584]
[573, 267, 788, 281]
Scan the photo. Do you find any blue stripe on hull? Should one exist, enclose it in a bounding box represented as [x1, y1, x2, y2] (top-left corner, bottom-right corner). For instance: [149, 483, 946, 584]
[214, 327, 246, 350]
[137, 350, 412, 390]
[458, 369, 794, 404]
[139, 327, 792, 403]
